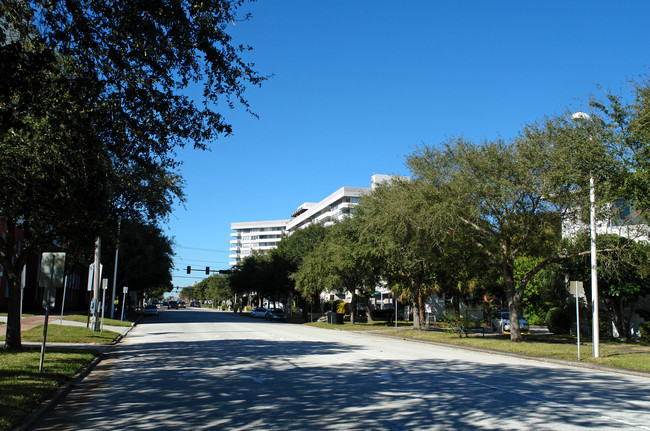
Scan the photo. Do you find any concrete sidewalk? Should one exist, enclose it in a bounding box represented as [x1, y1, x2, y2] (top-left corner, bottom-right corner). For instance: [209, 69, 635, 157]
[0, 314, 133, 339]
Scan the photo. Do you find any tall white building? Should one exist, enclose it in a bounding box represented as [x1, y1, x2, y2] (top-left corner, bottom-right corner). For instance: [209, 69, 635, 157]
[229, 174, 404, 265]
[229, 220, 288, 266]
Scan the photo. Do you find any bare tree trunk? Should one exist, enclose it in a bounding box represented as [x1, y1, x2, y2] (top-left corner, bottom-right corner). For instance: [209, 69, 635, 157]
[414, 283, 426, 330]
[5, 268, 22, 350]
[502, 257, 522, 342]
[3, 219, 25, 350]
[483, 293, 490, 324]
[365, 301, 374, 323]
[301, 297, 309, 322]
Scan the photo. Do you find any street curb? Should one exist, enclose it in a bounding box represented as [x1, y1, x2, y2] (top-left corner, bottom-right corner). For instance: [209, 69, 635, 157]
[110, 320, 137, 345]
[359, 329, 650, 379]
[13, 321, 137, 431]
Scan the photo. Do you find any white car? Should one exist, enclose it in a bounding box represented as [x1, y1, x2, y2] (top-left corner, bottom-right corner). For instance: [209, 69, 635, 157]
[143, 304, 159, 316]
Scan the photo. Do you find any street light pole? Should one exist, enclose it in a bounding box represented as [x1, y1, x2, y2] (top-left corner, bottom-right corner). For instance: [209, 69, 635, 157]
[589, 172, 599, 357]
[572, 111, 599, 358]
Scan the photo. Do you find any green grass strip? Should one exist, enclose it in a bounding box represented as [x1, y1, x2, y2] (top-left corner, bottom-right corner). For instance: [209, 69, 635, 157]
[0, 325, 120, 344]
[0, 347, 96, 431]
[59, 314, 134, 327]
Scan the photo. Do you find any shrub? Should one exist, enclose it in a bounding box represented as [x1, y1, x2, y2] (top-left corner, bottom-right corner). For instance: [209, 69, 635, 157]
[640, 321, 650, 344]
[546, 307, 572, 334]
[371, 309, 394, 320]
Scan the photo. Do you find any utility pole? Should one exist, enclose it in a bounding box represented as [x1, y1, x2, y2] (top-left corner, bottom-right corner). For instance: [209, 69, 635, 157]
[92, 237, 101, 331]
[111, 219, 121, 319]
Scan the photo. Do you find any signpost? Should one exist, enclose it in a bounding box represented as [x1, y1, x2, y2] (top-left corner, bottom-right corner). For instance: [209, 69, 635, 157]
[570, 281, 585, 361]
[59, 275, 69, 325]
[100, 279, 108, 334]
[39, 252, 66, 373]
[121, 286, 128, 321]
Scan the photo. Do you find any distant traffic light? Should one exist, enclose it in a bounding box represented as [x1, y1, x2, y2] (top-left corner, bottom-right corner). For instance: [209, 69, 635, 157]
[205, 266, 210, 275]
[218, 269, 232, 274]
[186, 266, 191, 274]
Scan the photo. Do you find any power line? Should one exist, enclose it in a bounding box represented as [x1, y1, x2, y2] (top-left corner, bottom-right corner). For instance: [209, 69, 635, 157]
[176, 245, 230, 253]
[173, 259, 228, 265]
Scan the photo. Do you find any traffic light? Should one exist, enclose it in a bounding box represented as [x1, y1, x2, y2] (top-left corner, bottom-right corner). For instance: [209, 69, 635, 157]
[218, 269, 232, 274]
[205, 266, 210, 274]
[186, 266, 191, 274]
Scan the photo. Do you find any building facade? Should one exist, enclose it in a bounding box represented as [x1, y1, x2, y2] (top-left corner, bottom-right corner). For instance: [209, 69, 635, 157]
[229, 174, 403, 266]
[229, 220, 288, 266]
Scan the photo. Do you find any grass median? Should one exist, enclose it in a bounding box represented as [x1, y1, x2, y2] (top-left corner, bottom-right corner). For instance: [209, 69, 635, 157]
[0, 347, 98, 431]
[59, 314, 134, 327]
[307, 320, 650, 374]
[1, 324, 120, 344]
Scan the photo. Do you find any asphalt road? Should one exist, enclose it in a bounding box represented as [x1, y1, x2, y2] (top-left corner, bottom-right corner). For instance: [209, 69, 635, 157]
[32, 308, 650, 430]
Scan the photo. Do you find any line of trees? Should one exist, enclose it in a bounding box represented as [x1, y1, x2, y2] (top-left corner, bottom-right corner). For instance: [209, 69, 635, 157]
[1, 0, 264, 350]
[231, 78, 650, 342]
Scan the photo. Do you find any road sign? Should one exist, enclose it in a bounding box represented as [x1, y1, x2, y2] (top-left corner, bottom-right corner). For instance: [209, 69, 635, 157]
[39, 252, 66, 288]
[569, 281, 584, 297]
[42, 286, 56, 310]
[38, 252, 65, 373]
[87, 263, 104, 291]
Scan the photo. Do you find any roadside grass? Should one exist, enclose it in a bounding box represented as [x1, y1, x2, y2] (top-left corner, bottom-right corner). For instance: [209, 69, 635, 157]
[61, 314, 133, 327]
[0, 347, 97, 431]
[307, 320, 413, 330]
[306, 320, 650, 373]
[0, 325, 120, 344]
[0, 313, 132, 327]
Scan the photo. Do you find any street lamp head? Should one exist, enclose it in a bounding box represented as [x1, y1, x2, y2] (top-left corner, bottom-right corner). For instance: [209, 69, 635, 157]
[571, 111, 591, 121]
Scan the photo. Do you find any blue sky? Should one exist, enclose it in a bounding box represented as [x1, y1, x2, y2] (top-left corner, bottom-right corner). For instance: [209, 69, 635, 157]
[165, 0, 650, 289]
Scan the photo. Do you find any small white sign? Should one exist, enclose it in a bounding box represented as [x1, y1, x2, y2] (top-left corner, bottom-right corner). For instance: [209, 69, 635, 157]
[569, 281, 585, 297]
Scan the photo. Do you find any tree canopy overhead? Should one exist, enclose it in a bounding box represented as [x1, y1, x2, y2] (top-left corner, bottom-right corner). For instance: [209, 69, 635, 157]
[1, 0, 265, 350]
[2, 0, 265, 153]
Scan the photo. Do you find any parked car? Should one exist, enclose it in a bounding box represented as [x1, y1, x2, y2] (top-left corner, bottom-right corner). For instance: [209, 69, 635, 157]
[168, 300, 179, 309]
[179, 301, 186, 308]
[143, 304, 159, 316]
[265, 308, 285, 321]
[491, 311, 529, 333]
[250, 307, 267, 318]
[190, 301, 201, 308]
